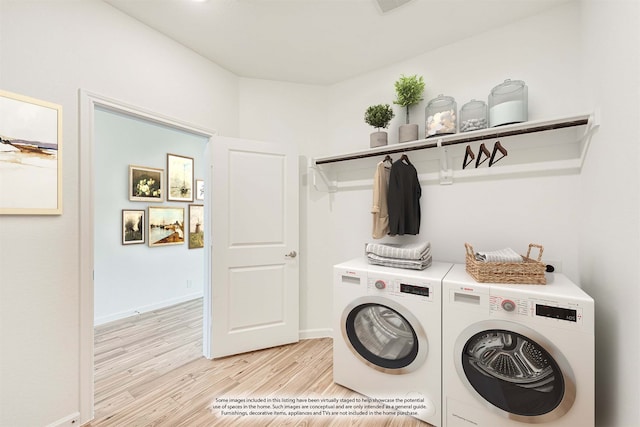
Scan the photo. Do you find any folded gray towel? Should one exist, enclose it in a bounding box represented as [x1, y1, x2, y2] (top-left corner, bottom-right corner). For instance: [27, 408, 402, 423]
[366, 241, 431, 261]
[475, 247, 523, 263]
[367, 253, 432, 270]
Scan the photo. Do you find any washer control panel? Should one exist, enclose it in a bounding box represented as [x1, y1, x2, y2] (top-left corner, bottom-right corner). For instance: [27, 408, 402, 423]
[368, 277, 433, 301]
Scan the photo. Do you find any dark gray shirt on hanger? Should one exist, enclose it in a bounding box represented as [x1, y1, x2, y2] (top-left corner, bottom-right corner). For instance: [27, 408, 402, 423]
[388, 157, 421, 235]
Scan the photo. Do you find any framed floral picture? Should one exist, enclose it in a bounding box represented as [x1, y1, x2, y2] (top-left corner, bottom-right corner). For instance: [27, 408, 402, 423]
[188, 204, 204, 249]
[167, 153, 194, 202]
[0, 89, 63, 215]
[148, 206, 184, 247]
[129, 165, 163, 202]
[122, 209, 145, 245]
[195, 179, 204, 201]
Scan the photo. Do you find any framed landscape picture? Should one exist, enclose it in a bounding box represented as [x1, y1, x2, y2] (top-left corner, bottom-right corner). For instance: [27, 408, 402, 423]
[0, 89, 63, 215]
[129, 165, 163, 202]
[195, 179, 204, 201]
[148, 206, 184, 247]
[188, 204, 204, 249]
[122, 209, 145, 245]
[167, 153, 193, 202]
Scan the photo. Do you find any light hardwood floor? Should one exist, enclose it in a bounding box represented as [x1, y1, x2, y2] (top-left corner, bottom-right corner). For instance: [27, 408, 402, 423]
[90, 298, 429, 427]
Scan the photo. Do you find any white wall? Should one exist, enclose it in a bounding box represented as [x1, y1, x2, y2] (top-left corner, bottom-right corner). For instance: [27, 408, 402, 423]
[578, 1, 640, 426]
[316, 3, 587, 303]
[93, 107, 206, 325]
[0, 1, 238, 426]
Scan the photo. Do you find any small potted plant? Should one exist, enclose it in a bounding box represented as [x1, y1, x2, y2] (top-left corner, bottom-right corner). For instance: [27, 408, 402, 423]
[393, 74, 425, 142]
[365, 104, 395, 148]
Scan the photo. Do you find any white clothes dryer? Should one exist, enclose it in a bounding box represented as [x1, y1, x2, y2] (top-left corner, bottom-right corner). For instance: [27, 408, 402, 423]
[333, 257, 453, 426]
[442, 264, 594, 427]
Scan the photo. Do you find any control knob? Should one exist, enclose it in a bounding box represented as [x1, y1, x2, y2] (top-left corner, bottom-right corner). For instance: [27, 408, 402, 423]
[501, 299, 516, 312]
[374, 280, 386, 290]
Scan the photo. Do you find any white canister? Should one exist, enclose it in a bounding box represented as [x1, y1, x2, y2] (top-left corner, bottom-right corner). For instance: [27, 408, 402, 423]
[488, 79, 528, 127]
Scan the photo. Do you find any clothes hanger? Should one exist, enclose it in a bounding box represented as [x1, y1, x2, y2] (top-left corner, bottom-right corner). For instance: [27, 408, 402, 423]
[463, 145, 475, 169]
[475, 143, 491, 168]
[400, 153, 411, 165]
[489, 140, 508, 166]
[383, 154, 393, 164]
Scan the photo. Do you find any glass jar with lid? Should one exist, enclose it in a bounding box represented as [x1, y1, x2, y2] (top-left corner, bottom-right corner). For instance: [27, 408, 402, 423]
[425, 94, 457, 137]
[459, 99, 488, 132]
[488, 79, 528, 127]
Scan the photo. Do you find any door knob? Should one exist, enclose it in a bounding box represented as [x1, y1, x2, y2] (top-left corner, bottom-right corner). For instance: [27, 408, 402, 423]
[285, 250, 297, 258]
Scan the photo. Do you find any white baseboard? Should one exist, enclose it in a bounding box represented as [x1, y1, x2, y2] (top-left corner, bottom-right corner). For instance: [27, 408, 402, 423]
[94, 292, 203, 326]
[45, 412, 80, 427]
[299, 328, 333, 340]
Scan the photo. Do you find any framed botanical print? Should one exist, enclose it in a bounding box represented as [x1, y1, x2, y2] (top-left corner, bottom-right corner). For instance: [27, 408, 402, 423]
[167, 153, 194, 202]
[0, 89, 63, 214]
[195, 179, 204, 201]
[188, 204, 204, 249]
[129, 165, 163, 202]
[148, 206, 184, 247]
[122, 209, 145, 245]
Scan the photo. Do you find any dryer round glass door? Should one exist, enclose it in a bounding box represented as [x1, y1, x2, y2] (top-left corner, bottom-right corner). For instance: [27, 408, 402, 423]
[454, 321, 576, 423]
[341, 296, 429, 375]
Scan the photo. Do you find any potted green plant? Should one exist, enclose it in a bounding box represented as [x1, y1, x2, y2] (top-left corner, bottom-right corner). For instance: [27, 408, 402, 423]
[365, 104, 395, 148]
[393, 74, 425, 142]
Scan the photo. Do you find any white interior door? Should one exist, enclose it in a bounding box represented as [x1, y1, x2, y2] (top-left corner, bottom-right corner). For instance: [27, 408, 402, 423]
[208, 136, 299, 358]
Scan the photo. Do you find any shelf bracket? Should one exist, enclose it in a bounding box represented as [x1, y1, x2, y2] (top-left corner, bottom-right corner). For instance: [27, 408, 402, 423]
[308, 160, 337, 193]
[438, 138, 453, 185]
[576, 109, 601, 170]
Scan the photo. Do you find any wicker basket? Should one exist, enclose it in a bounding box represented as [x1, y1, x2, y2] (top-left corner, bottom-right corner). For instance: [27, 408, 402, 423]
[465, 243, 547, 284]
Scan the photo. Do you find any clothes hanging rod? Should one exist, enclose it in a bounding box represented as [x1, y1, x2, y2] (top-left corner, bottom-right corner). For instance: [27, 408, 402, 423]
[314, 115, 590, 165]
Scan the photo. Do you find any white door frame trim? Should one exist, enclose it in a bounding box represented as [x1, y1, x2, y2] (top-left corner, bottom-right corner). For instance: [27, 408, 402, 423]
[78, 89, 216, 424]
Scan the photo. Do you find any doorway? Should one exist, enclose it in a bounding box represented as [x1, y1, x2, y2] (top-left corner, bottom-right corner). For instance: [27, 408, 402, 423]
[79, 90, 216, 422]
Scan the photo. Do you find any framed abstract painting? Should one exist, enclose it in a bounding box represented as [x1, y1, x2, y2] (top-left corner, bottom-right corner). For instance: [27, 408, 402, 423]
[0, 90, 63, 214]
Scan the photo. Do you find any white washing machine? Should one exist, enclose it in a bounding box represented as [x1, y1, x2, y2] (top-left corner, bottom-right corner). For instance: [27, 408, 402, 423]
[333, 257, 453, 426]
[442, 264, 594, 427]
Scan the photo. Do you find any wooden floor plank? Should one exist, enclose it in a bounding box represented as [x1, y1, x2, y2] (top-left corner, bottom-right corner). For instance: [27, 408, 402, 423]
[89, 298, 430, 427]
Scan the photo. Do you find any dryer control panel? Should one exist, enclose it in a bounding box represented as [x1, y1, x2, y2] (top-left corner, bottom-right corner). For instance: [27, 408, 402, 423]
[490, 295, 584, 325]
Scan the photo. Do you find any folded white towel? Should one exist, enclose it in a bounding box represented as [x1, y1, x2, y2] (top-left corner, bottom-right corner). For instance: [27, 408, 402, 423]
[475, 248, 523, 263]
[366, 242, 431, 261]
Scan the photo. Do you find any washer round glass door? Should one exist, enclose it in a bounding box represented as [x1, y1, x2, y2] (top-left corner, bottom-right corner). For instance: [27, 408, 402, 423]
[342, 296, 428, 374]
[455, 321, 576, 423]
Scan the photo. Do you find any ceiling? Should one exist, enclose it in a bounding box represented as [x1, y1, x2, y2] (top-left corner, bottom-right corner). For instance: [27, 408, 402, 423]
[103, 0, 570, 85]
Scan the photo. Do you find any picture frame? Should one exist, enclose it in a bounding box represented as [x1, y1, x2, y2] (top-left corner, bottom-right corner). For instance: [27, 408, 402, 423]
[188, 204, 204, 249]
[167, 153, 194, 202]
[0, 89, 63, 215]
[129, 165, 164, 202]
[148, 206, 185, 247]
[122, 209, 145, 245]
[195, 179, 204, 201]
